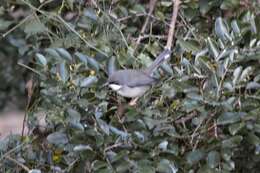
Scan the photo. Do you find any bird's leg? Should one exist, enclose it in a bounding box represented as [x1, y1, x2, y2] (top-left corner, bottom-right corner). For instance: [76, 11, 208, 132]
[129, 97, 139, 106]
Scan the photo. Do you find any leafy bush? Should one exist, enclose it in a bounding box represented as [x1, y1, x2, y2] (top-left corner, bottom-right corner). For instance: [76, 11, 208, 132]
[0, 0, 260, 172]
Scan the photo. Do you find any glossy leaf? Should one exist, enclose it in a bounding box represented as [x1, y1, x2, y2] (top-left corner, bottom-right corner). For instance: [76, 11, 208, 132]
[222, 136, 243, 148]
[35, 53, 47, 66]
[56, 48, 72, 61]
[217, 112, 242, 125]
[80, 76, 98, 87]
[107, 56, 117, 76]
[207, 151, 220, 168]
[186, 150, 205, 165]
[215, 17, 229, 41]
[58, 61, 69, 82]
[207, 37, 219, 59]
[47, 132, 69, 145]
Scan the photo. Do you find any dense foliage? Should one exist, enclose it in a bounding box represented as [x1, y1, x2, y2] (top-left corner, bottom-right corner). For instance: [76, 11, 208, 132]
[0, 0, 260, 172]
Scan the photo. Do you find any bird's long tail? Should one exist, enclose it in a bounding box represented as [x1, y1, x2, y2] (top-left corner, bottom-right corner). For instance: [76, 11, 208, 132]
[144, 49, 171, 75]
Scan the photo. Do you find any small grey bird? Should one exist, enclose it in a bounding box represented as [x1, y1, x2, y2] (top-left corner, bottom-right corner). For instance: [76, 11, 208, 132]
[107, 49, 171, 103]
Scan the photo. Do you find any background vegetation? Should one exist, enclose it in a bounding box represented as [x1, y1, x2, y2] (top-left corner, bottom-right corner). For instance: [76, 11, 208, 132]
[0, 0, 260, 172]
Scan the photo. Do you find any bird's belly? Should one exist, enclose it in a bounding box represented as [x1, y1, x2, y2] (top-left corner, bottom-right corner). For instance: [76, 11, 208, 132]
[117, 85, 150, 98]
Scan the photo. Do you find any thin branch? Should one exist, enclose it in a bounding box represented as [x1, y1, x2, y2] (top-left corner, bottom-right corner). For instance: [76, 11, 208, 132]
[20, 0, 108, 56]
[91, 0, 129, 49]
[131, 34, 167, 41]
[104, 142, 123, 152]
[5, 155, 30, 172]
[134, 0, 157, 52]
[166, 0, 181, 49]
[0, 137, 37, 162]
[17, 62, 43, 76]
[178, 12, 199, 41]
[22, 78, 34, 137]
[1, 0, 54, 38]
[175, 111, 197, 124]
[117, 12, 171, 31]
[2, 15, 32, 38]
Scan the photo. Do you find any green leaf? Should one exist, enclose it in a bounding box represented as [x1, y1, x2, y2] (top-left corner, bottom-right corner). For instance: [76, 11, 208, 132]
[220, 0, 240, 10]
[56, 48, 72, 61]
[228, 122, 245, 135]
[240, 66, 253, 82]
[24, 17, 46, 36]
[222, 136, 243, 148]
[215, 17, 231, 41]
[66, 108, 84, 130]
[207, 37, 219, 59]
[47, 132, 68, 145]
[231, 20, 241, 35]
[73, 144, 93, 151]
[137, 160, 155, 173]
[249, 14, 257, 34]
[199, 0, 218, 15]
[207, 151, 220, 168]
[138, 53, 153, 68]
[161, 1, 173, 7]
[156, 159, 178, 173]
[35, 53, 47, 66]
[178, 39, 200, 54]
[28, 169, 41, 173]
[45, 48, 62, 60]
[0, 19, 13, 31]
[161, 61, 173, 75]
[131, 4, 146, 13]
[58, 61, 69, 82]
[162, 83, 176, 99]
[246, 132, 260, 146]
[107, 56, 117, 76]
[75, 52, 88, 65]
[87, 57, 99, 71]
[158, 140, 168, 151]
[75, 52, 100, 71]
[232, 66, 242, 85]
[83, 8, 98, 21]
[217, 112, 243, 125]
[80, 76, 98, 87]
[246, 82, 260, 90]
[97, 119, 110, 135]
[186, 150, 205, 165]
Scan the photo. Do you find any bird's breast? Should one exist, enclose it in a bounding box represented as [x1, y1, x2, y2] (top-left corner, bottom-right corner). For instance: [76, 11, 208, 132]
[117, 85, 150, 98]
[109, 84, 122, 91]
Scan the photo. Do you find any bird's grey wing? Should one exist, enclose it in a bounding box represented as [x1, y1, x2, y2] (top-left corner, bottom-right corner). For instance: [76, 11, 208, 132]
[108, 70, 157, 87]
[119, 70, 157, 87]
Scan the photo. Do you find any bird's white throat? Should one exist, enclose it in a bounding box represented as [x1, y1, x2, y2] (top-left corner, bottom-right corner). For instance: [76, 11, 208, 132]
[109, 84, 122, 91]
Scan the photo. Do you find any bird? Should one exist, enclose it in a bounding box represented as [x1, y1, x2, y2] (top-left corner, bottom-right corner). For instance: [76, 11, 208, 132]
[107, 49, 171, 105]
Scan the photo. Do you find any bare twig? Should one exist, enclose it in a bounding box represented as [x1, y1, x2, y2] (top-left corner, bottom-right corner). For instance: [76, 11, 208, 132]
[91, 0, 129, 48]
[21, 78, 34, 137]
[5, 155, 30, 172]
[116, 103, 127, 132]
[166, 0, 181, 49]
[131, 34, 167, 41]
[104, 142, 123, 152]
[190, 120, 204, 147]
[0, 136, 37, 162]
[2, 15, 32, 38]
[17, 62, 42, 76]
[1, 0, 54, 38]
[20, 0, 108, 56]
[118, 13, 170, 27]
[175, 111, 197, 124]
[134, 0, 157, 52]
